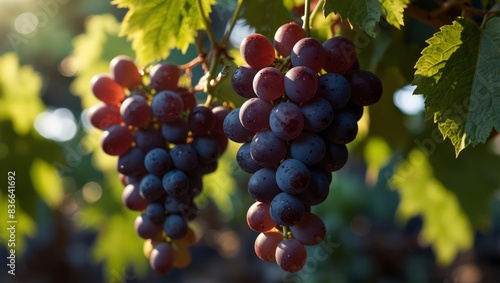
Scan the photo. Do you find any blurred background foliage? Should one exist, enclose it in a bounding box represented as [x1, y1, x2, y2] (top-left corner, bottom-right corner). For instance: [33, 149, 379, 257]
[1, 0, 500, 282]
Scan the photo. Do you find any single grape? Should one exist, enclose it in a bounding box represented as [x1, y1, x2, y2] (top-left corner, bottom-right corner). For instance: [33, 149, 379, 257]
[254, 228, 283, 261]
[300, 96, 334, 132]
[150, 63, 180, 91]
[316, 73, 351, 109]
[290, 37, 326, 73]
[276, 159, 310, 194]
[120, 95, 152, 127]
[149, 243, 175, 274]
[164, 214, 189, 240]
[284, 66, 318, 103]
[236, 142, 263, 174]
[275, 239, 307, 272]
[239, 98, 273, 132]
[164, 194, 191, 214]
[134, 213, 163, 239]
[188, 105, 215, 136]
[91, 74, 125, 106]
[323, 36, 357, 75]
[318, 142, 349, 172]
[122, 183, 148, 211]
[342, 100, 364, 121]
[170, 144, 198, 171]
[135, 126, 166, 153]
[274, 22, 307, 57]
[100, 124, 133, 156]
[269, 102, 304, 141]
[176, 87, 197, 111]
[223, 108, 255, 143]
[246, 201, 276, 232]
[191, 136, 219, 163]
[144, 148, 172, 176]
[321, 110, 358, 144]
[297, 168, 331, 206]
[110, 55, 142, 89]
[289, 212, 326, 246]
[240, 33, 276, 70]
[117, 147, 147, 177]
[270, 192, 305, 226]
[139, 174, 165, 201]
[161, 118, 189, 144]
[146, 202, 167, 224]
[250, 131, 288, 168]
[248, 167, 281, 202]
[232, 65, 258, 99]
[290, 132, 326, 166]
[345, 69, 383, 106]
[151, 90, 184, 123]
[162, 169, 189, 196]
[87, 102, 122, 130]
[253, 67, 285, 101]
[211, 106, 230, 135]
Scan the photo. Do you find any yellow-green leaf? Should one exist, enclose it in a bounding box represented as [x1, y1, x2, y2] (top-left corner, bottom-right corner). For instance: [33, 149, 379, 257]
[30, 158, 64, 208]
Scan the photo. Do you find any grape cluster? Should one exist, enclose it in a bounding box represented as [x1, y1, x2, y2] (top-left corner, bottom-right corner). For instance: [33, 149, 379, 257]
[87, 56, 229, 274]
[227, 22, 383, 272]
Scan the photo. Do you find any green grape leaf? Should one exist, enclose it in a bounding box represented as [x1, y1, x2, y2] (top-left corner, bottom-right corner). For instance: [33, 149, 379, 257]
[413, 17, 500, 156]
[390, 149, 473, 265]
[0, 53, 44, 135]
[379, 0, 410, 29]
[323, 0, 382, 37]
[113, 0, 216, 65]
[241, 0, 292, 40]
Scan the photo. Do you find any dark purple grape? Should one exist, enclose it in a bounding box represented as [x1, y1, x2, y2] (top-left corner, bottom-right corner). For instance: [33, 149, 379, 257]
[239, 98, 273, 132]
[191, 136, 219, 163]
[300, 96, 334, 132]
[236, 142, 263, 173]
[250, 131, 288, 168]
[269, 102, 304, 141]
[276, 159, 310, 194]
[318, 142, 349, 172]
[316, 73, 351, 109]
[151, 90, 184, 122]
[164, 194, 191, 214]
[240, 34, 276, 70]
[321, 110, 358, 144]
[146, 202, 166, 223]
[144, 148, 172, 176]
[164, 214, 188, 240]
[253, 67, 285, 101]
[150, 63, 180, 91]
[284, 66, 318, 103]
[274, 22, 307, 57]
[162, 169, 189, 196]
[345, 69, 383, 106]
[342, 100, 364, 121]
[188, 105, 215, 136]
[323, 36, 357, 75]
[270, 192, 305, 226]
[122, 183, 148, 211]
[232, 65, 258, 99]
[134, 213, 163, 239]
[290, 37, 326, 73]
[100, 124, 133, 156]
[117, 147, 147, 177]
[290, 133, 326, 166]
[120, 95, 152, 127]
[170, 144, 198, 171]
[248, 168, 281, 202]
[139, 174, 165, 201]
[297, 168, 331, 206]
[135, 126, 165, 153]
[161, 118, 189, 144]
[149, 243, 174, 273]
[289, 212, 326, 246]
[223, 108, 255, 143]
[211, 106, 230, 135]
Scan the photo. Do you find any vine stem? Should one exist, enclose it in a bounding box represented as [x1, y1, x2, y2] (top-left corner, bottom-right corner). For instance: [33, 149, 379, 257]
[303, 0, 312, 36]
[282, 226, 291, 240]
[197, 0, 217, 49]
[310, 0, 325, 25]
[221, 0, 245, 47]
